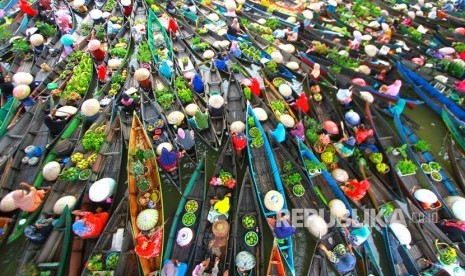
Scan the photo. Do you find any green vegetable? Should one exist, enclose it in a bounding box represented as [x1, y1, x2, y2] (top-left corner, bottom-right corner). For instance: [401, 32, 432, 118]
[36, 21, 56, 38]
[182, 212, 196, 226]
[270, 100, 286, 113]
[396, 159, 417, 175]
[185, 200, 199, 213]
[138, 42, 152, 63]
[242, 215, 255, 229]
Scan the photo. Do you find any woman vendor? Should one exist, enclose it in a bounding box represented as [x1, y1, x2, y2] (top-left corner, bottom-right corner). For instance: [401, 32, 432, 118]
[175, 128, 195, 155]
[24, 216, 54, 245]
[44, 108, 73, 136]
[72, 210, 109, 239]
[229, 41, 242, 58]
[12, 182, 51, 213]
[190, 73, 204, 95]
[119, 92, 140, 113]
[157, 147, 183, 172]
[273, 211, 296, 239]
[232, 132, 246, 159]
[135, 226, 163, 259]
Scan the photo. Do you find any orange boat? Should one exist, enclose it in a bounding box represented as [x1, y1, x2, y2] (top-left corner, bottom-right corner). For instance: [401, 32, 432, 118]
[128, 114, 164, 276]
[267, 241, 286, 276]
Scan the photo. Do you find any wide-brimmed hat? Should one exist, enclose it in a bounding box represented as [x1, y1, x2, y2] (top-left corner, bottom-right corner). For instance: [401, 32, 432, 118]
[176, 227, 194, 247]
[208, 94, 224, 109]
[264, 190, 284, 212]
[212, 220, 230, 238]
[414, 189, 438, 204]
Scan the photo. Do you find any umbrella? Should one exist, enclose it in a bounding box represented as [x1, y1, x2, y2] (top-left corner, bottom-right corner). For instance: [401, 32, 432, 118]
[235, 251, 256, 271]
[176, 227, 194, 247]
[167, 111, 185, 125]
[53, 195, 77, 215]
[212, 220, 230, 238]
[264, 190, 284, 212]
[136, 209, 159, 231]
[81, 99, 100, 116]
[13, 72, 33, 85]
[331, 168, 349, 183]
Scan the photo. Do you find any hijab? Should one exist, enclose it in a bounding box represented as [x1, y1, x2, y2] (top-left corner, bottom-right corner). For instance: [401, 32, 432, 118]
[230, 41, 238, 52]
[159, 147, 177, 166]
[177, 128, 195, 149]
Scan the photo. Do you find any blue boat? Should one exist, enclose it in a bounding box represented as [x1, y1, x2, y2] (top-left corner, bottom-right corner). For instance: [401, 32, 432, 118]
[246, 104, 295, 275]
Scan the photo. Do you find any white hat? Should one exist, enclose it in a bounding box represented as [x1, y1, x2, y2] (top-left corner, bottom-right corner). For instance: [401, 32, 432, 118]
[81, 98, 100, 116]
[303, 9, 313, 20]
[328, 199, 348, 219]
[264, 190, 284, 211]
[281, 44, 295, 54]
[230, 121, 245, 133]
[89, 178, 116, 202]
[30, 34, 44, 46]
[381, 23, 389, 32]
[90, 9, 103, 20]
[278, 84, 292, 97]
[13, 72, 33, 85]
[380, 10, 389, 17]
[176, 227, 194, 246]
[252, 107, 267, 121]
[331, 168, 349, 182]
[121, 0, 131, 6]
[408, 11, 416, 19]
[134, 68, 150, 81]
[0, 191, 18, 212]
[74, 0, 85, 7]
[413, 189, 438, 204]
[102, 12, 111, 19]
[286, 16, 296, 23]
[271, 51, 283, 64]
[156, 142, 173, 155]
[125, 87, 138, 95]
[257, 18, 266, 25]
[88, 39, 101, 51]
[444, 196, 465, 221]
[279, 114, 294, 128]
[53, 195, 77, 215]
[108, 58, 123, 70]
[185, 103, 199, 116]
[203, 49, 215, 60]
[225, 0, 237, 11]
[42, 161, 61, 181]
[360, 91, 374, 103]
[361, 35, 373, 41]
[389, 222, 411, 248]
[207, 13, 220, 22]
[367, 21, 380, 29]
[286, 61, 299, 70]
[434, 75, 448, 84]
[167, 111, 185, 125]
[56, 106, 78, 117]
[357, 65, 371, 75]
[208, 94, 225, 109]
[306, 214, 328, 238]
[364, 45, 378, 57]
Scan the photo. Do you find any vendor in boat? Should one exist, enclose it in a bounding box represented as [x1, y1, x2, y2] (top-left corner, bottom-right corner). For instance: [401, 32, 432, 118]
[175, 128, 195, 155]
[287, 26, 299, 42]
[44, 108, 73, 136]
[157, 147, 183, 172]
[341, 179, 370, 201]
[0, 75, 14, 101]
[336, 82, 353, 106]
[340, 218, 371, 247]
[38, 0, 52, 23]
[161, 259, 181, 276]
[208, 193, 232, 222]
[214, 53, 228, 72]
[232, 132, 246, 158]
[12, 182, 51, 213]
[273, 211, 296, 239]
[319, 243, 356, 274]
[121, 0, 133, 17]
[230, 18, 241, 34]
[188, 110, 209, 131]
[119, 90, 140, 113]
[135, 226, 163, 259]
[24, 216, 54, 245]
[290, 121, 305, 140]
[377, 23, 392, 44]
[193, 256, 222, 276]
[229, 41, 242, 58]
[273, 28, 290, 40]
[436, 220, 465, 244]
[72, 210, 109, 239]
[190, 73, 204, 95]
[19, 0, 38, 17]
[166, 1, 176, 14]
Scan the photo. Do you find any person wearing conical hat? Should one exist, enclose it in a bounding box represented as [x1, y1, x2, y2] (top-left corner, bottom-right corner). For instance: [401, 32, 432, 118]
[121, 0, 133, 16]
[157, 147, 182, 172]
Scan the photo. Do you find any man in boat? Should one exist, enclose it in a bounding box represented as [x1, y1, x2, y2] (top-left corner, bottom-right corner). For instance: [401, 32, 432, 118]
[44, 108, 73, 136]
[24, 216, 54, 245]
[12, 182, 51, 213]
[121, 0, 133, 17]
[175, 128, 195, 155]
[0, 75, 14, 103]
[319, 243, 356, 274]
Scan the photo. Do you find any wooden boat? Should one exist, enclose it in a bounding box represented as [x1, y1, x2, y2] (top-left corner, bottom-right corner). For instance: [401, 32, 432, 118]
[246, 105, 295, 275]
[128, 114, 164, 276]
[266, 242, 285, 276]
[397, 61, 465, 126]
[225, 70, 246, 126]
[442, 107, 465, 154]
[204, 62, 226, 144]
[0, 100, 38, 174]
[69, 115, 124, 276]
[192, 138, 237, 274]
[118, 57, 138, 146]
[390, 100, 465, 200]
[162, 159, 205, 273]
[365, 101, 456, 220]
[147, 9, 173, 70]
[16, 206, 73, 276]
[80, 193, 142, 276]
[448, 138, 465, 192]
[306, 245, 328, 276]
[140, 91, 183, 193]
[230, 168, 264, 276]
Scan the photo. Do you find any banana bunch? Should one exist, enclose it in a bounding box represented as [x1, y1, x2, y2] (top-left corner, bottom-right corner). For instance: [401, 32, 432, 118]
[71, 152, 84, 163]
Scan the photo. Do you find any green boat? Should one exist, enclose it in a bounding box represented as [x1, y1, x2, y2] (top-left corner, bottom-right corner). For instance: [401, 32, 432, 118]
[162, 158, 206, 273]
[0, 98, 20, 138]
[442, 108, 465, 153]
[147, 9, 173, 67]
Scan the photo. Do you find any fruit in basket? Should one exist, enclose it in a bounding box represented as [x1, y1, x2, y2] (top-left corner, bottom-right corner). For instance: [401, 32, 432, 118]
[106, 253, 119, 270]
[77, 160, 89, 170]
[87, 153, 98, 164]
[185, 200, 198, 213]
[60, 167, 79, 180]
[242, 215, 255, 229]
[71, 152, 84, 163]
[182, 212, 196, 227]
[245, 231, 258, 246]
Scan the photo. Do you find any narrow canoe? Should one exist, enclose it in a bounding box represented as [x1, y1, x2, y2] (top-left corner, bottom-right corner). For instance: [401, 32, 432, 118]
[266, 242, 285, 276]
[448, 138, 465, 192]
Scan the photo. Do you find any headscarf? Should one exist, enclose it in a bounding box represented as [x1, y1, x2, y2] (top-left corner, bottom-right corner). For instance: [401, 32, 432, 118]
[121, 93, 134, 106]
[311, 63, 320, 79]
[177, 128, 195, 149]
[385, 80, 402, 96]
[290, 121, 304, 139]
[231, 18, 239, 31]
[159, 147, 177, 167]
[230, 41, 238, 52]
[191, 73, 204, 94]
[160, 60, 172, 80]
